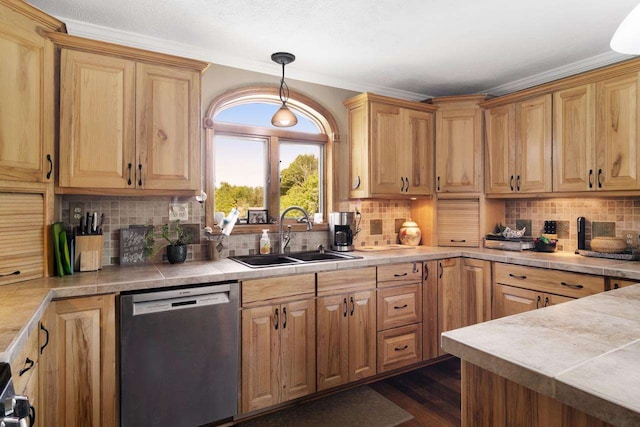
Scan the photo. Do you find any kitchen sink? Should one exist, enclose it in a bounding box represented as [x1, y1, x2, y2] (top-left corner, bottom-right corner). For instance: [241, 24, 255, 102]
[229, 250, 361, 268]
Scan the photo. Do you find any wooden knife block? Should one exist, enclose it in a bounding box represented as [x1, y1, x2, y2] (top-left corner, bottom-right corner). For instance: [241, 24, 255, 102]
[75, 235, 104, 271]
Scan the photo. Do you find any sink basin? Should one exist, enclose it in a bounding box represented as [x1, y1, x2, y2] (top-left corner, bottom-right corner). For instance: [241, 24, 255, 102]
[229, 250, 360, 268]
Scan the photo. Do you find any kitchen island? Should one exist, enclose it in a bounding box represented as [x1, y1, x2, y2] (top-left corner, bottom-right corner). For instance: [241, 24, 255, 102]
[442, 284, 640, 427]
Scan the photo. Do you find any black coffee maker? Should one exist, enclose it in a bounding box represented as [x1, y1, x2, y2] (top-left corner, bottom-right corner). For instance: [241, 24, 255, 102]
[329, 212, 355, 252]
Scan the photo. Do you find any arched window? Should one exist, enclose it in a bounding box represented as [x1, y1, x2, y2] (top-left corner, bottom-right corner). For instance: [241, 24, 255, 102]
[203, 86, 340, 228]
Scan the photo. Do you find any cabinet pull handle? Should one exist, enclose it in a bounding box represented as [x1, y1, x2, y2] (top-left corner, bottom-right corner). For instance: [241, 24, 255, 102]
[516, 175, 521, 191]
[343, 298, 348, 317]
[19, 357, 34, 376]
[394, 345, 409, 352]
[614, 283, 620, 289]
[282, 307, 287, 329]
[350, 296, 355, 316]
[274, 308, 279, 330]
[510, 175, 514, 191]
[588, 169, 593, 188]
[597, 169, 603, 188]
[536, 295, 541, 309]
[138, 164, 143, 186]
[544, 297, 550, 307]
[560, 281, 583, 289]
[450, 239, 466, 243]
[394, 272, 408, 277]
[424, 265, 429, 281]
[394, 304, 408, 310]
[437, 176, 440, 191]
[405, 177, 409, 192]
[128, 163, 133, 186]
[40, 323, 50, 354]
[509, 273, 527, 280]
[412, 262, 419, 273]
[0, 270, 20, 278]
[438, 262, 443, 278]
[400, 177, 405, 192]
[46, 154, 53, 179]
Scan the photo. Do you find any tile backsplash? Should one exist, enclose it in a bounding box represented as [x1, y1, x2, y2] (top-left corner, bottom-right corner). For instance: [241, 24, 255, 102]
[338, 200, 412, 247]
[505, 197, 640, 252]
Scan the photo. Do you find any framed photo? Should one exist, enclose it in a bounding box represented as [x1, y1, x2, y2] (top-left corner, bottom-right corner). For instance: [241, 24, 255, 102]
[247, 209, 269, 224]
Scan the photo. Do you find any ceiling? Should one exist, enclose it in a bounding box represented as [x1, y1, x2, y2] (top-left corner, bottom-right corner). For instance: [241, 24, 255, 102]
[30, 0, 638, 99]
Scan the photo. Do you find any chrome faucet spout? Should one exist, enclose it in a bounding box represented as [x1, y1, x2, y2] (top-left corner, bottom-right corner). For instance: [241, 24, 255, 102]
[278, 206, 313, 254]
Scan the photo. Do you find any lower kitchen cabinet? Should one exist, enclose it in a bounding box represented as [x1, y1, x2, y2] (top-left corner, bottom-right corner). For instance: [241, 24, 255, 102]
[241, 299, 315, 413]
[438, 258, 491, 356]
[493, 283, 575, 319]
[39, 294, 116, 427]
[317, 290, 376, 391]
[377, 323, 422, 373]
[423, 260, 439, 360]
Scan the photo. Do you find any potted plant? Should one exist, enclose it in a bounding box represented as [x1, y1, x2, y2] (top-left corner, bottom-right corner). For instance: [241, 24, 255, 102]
[146, 220, 192, 264]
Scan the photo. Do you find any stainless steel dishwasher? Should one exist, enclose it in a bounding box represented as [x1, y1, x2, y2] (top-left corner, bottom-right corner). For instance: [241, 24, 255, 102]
[120, 282, 239, 427]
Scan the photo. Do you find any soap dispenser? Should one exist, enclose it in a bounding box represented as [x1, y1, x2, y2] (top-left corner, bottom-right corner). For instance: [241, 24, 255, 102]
[260, 230, 271, 254]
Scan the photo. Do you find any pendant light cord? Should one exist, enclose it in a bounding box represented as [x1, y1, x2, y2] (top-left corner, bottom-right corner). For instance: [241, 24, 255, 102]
[279, 62, 290, 105]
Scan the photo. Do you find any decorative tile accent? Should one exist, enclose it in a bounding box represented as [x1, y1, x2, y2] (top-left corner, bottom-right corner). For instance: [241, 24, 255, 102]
[516, 219, 532, 236]
[370, 219, 383, 235]
[592, 221, 615, 238]
[557, 221, 570, 239]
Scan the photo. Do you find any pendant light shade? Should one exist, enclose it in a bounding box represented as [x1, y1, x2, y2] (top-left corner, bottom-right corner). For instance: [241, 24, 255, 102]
[271, 52, 298, 127]
[611, 3, 640, 54]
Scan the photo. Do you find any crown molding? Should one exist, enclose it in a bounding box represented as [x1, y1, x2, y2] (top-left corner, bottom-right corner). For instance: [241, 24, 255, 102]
[480, 50, 635, 96]
[60, 17, 431, 101]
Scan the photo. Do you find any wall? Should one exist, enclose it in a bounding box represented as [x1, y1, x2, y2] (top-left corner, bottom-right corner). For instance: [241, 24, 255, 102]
[505, 197, 640, 252]
[60, 63, 359, 266]
[338, 200, 413, 247]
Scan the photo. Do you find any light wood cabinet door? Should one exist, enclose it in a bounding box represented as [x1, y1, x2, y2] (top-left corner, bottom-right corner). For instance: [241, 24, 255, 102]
[553, 84, 596, 192]
[436, 199, 480, 247]
[280, 299, 315, 402]
[0, 14, 54, 182]
[608, 277, 638, 290]
[493, 284, 540, 319]
[317, 294, 349, 391]
[437, 258, 461, 356]
[136, 63, 200, 190]
[404, 108, 434, 195]
[370, 102, 403, 194]
[596, 72, 640, 191]
[39, 304, 55, 427]
[515, 94, 552, 193]
[436, 108, 482, 193]
[485, 104, 516, 194]
[348, 290, 376, 381]
[44, 295, 116, 427]
[241, 305, 281, 413]
[542, 293, 574, 307]
[423, 260, 439, 360]
[59, 49, 136, 189]
[348, 102, 369, 198]
[460, 258, 491, 326]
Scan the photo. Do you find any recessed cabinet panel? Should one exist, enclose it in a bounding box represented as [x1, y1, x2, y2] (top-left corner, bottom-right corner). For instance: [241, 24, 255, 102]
[317, 294, 349, 391]
[515, 95, 552, 193]
[485, 104, 515, 194]
[371, 103, 403, 194]
[406, 109, 434, 195]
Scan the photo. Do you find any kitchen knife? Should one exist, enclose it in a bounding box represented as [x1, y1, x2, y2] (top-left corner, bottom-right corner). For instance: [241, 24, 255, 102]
[92, 212, 97, 233]
[98, 213, 105, 234]
[80, 215, 86, 235]
[87, 214, 93, 235]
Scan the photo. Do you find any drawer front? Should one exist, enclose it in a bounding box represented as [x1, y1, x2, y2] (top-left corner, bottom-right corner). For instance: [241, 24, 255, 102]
[242, 273, 315, 305]
[377, 262, 422, 287]
[10, 326, 39, 395]
[607, 277, 638, 290]
[377, 324, 422, 373]
[495, 263, 604, 298]
[377, 284, 422, 331]
[317, 267, 376, 296]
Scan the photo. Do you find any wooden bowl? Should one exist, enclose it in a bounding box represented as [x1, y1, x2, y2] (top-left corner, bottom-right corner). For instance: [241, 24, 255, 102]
[590, 237, 627, 254]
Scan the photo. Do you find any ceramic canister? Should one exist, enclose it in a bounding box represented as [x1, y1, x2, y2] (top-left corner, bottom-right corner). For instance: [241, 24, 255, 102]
[399, 220, 421, 246]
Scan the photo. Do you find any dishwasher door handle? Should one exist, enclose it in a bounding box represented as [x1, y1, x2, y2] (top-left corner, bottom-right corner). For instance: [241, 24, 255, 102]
[132, 291, 231, 316]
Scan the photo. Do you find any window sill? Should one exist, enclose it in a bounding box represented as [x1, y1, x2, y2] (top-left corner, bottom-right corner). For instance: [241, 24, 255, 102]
[223, 223, 329, 235]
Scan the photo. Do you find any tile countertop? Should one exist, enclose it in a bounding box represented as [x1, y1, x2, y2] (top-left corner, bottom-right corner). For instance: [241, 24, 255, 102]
[1, 246, 640, 364]
[442, 285, 640, 427]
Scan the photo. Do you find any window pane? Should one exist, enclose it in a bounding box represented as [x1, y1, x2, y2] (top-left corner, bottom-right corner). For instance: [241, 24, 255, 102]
[280, 142, 322, 218]
[216, 102, 320, 133]
[214, 135, 267, 218]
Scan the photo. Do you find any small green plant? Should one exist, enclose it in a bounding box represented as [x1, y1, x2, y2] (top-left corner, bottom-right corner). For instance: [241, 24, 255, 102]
[144, 220, 192, 256]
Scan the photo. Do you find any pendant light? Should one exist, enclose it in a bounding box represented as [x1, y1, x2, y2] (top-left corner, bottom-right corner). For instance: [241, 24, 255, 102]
[271, 52, 298, 127]
[611, 3, 640, 54]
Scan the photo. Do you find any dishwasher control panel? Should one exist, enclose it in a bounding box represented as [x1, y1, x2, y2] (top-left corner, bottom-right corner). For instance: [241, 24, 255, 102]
[133, 292, 230, 315]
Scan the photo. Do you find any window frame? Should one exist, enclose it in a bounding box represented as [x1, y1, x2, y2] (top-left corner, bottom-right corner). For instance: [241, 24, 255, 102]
[203, 86, 341, 233]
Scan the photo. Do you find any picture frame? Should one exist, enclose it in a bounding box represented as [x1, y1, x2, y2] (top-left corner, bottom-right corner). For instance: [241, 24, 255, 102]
[247, 209, 269, 224]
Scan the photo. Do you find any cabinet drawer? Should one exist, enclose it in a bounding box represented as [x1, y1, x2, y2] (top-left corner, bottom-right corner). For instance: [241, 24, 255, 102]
[10, 326, 39, 395]
[377, 284, 422, 331]
[377, 324, 422, 373]
[317, 267, 376, 296]
[242, 274, 315, 306]
[495, 263, 604, 298]
[377, 263, 422, 287]
[607, 277, 638, 290]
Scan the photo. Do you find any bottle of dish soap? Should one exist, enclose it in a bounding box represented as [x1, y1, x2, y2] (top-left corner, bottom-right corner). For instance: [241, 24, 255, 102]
[259, 229, 271, 254]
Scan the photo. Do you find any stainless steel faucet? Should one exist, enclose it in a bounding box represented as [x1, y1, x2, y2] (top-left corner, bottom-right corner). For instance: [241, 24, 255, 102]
[279, 206, 313, 253]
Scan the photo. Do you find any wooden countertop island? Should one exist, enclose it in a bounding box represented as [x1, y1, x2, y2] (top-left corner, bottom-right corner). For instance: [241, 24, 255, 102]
[442, 285, 640, 427]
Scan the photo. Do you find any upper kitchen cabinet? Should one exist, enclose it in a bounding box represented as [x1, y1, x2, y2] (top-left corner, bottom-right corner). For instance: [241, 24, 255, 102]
[485, 94, 552, 194]
[433, 95, 484, 194]
[52, 33, 209, 195]
[344, 93, 436, 198]
[0, 1, 63, 183]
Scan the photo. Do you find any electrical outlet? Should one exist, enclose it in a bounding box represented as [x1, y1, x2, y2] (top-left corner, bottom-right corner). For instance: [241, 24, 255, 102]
[169, 203, 189, 221]
[69, 202, 84, 224]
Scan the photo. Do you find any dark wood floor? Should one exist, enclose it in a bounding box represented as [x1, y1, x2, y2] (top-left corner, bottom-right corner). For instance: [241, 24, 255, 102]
[370, 358, 461, 427]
